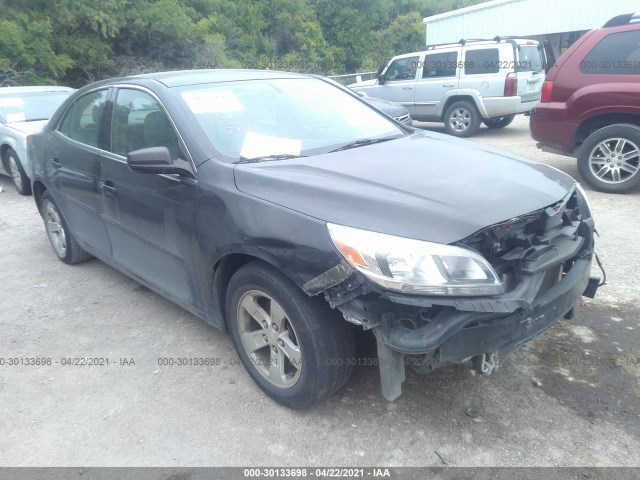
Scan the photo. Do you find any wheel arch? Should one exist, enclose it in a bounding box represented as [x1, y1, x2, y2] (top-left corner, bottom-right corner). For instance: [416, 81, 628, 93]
[32, 180, 48, 215]
[211, 251, 305, 332]
[440, 93, 484, 120]
[573, 114, 640, 153]
[0, 143, 13, 171]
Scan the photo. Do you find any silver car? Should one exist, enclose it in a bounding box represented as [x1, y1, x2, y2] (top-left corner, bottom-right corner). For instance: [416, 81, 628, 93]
[350, 38, 546, 137]
[0, 86, 73, 194]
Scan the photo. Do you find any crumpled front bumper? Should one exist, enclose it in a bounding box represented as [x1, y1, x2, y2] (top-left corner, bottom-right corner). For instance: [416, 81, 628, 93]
[375, 254, 593, 360]
[333, 202, 598, 362]
[321, 186, 599, 400]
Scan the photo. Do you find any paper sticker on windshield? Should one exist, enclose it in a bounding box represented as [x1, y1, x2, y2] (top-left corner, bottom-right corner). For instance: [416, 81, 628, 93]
[240, 132, 301, 159]
[0, 97, 24, 108]
[182, 91, 244, 114]
[6, 112, 26, 123]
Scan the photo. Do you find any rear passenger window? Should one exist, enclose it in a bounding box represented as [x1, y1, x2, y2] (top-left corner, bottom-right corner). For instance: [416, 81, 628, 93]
[110, 89, 180, 159]
[464, 48, 500, 75]
[422, 52, 458, 78]
[58, 90, 108, 148]
[580, 30, 640, 75]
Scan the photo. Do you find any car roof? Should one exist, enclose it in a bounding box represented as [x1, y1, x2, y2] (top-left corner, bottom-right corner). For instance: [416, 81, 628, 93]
[389, 38, 537, 59]
[105, 69, 313, 88]
[0, 86, 74, 95]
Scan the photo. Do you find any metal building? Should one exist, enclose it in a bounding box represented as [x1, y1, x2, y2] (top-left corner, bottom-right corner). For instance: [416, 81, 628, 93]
[423, 0, 638, 60]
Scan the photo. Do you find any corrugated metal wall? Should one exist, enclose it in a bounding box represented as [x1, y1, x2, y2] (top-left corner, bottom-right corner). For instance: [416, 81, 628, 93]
[424, 0, 638, 45]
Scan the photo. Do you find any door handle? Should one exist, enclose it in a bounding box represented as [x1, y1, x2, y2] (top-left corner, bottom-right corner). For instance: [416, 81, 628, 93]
[99, 181, 117, 197]
[49, 158, 61, 169]
[442, 83, 455, 87]
[402, 86, 413, 90]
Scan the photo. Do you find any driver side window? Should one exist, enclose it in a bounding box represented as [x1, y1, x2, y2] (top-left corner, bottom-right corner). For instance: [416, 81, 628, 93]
[110, 88, 181, 160]
[384, 56, 419, 82]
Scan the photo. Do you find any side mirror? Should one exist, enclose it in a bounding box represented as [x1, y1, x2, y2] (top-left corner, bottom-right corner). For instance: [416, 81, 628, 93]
[127, 147, 195, 178]
[377, 74, 385, 85]
[356, 91, 368, 98]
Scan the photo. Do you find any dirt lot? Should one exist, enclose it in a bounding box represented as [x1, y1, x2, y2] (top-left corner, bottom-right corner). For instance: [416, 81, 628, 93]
[1, 115, 639, 467]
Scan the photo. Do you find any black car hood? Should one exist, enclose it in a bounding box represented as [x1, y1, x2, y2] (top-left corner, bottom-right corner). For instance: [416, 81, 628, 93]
[233, 131, 575, 244]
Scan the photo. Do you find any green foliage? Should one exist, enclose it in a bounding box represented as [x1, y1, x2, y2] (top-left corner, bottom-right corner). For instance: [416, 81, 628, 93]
[0, 0, 484, 86]
[0, 6, 73, 85]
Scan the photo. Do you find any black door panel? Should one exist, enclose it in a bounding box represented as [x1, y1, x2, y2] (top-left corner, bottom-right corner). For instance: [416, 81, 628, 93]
[100, 88, 197, 306]
[100, 158, 196, 303]
[47, 89, 112, 257]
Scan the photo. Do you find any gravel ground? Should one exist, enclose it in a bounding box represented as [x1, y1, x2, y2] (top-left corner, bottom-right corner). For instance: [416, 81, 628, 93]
[0, 115, 638, 467]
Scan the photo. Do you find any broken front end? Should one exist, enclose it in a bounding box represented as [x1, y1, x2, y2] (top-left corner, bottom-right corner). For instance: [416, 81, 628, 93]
[307, 185, 601, 400]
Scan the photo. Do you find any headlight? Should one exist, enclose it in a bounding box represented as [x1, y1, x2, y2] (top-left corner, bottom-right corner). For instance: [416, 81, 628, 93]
[327, 223, 503, 296]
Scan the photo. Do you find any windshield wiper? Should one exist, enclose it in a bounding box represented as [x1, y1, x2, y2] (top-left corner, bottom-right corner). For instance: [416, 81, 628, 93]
[329, 137, 397, 153]
[235, 153, 306, 164]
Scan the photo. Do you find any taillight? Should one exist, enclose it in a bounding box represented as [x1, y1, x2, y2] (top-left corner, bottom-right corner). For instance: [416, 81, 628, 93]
[540, 80, 554, 102]
[504, 73, 517, 97]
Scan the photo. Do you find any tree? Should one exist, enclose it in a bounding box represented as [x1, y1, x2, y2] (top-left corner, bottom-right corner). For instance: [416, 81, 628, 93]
[0, 0, 486, 86]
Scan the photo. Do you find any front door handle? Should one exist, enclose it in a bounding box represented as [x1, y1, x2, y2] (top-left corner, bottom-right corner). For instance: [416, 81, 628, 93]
[402, 86, 413, 90]
[442, 83, 455, 87]
[99, 180, 117, 197]
[49, 158, 61, 169]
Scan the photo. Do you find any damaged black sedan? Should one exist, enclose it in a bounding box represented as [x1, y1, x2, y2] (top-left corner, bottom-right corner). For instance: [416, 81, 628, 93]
[29, 70, 600, 409]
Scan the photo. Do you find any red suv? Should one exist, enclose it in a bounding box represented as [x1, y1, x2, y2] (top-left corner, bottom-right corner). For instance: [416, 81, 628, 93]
[530, 13, 640, 193]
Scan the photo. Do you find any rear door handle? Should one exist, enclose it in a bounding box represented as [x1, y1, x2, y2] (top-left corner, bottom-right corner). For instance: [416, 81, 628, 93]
[442, 83, 455, 87]
[49, 158, 61, 169]
[99, 180, 117, 197]
[402, 86, 413, 90]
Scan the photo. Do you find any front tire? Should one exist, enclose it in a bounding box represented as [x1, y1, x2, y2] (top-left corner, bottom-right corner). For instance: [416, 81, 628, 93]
[4, 148, 31, 195]
[483, 115, 515, 129]
[226, 261, 355, 409]
[41, 191, 92, 264]
[577, 124, 640, 194]
[444, 100, 481, 137]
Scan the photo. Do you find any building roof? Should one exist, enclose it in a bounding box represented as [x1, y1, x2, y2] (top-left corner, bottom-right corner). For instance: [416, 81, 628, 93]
[422, 0, 638, 44]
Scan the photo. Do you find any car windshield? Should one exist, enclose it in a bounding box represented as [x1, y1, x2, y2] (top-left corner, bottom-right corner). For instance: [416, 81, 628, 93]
[176, 77, 404, 162]
[0, 91, 71, 124]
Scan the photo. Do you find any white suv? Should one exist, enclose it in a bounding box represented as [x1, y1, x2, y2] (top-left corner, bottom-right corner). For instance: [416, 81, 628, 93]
[350, 38, 546, 137]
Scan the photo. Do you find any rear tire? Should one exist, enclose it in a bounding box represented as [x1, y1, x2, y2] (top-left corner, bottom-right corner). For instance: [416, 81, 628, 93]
[577, 124, 640, 194]
[483, 115, 515, 129]
[4, 148, 31, 195]
[41, 191, 92, 264]
[444, 101, 481, 138]
[226, 261, 355, 409]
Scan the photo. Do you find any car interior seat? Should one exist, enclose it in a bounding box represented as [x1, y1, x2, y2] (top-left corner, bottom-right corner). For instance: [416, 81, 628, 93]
[143, 110, 179, 159]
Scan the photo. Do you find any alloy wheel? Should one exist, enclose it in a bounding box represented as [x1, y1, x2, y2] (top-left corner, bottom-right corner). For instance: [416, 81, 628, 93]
[44, 201, 67, 257]
[449, 108, 471, 133]
[236, 290, 302, 388]
[8, 154, 22, 189]
[588, 137, 640, 184]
